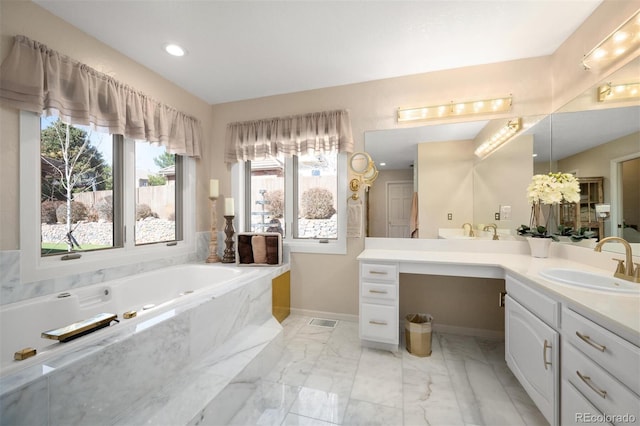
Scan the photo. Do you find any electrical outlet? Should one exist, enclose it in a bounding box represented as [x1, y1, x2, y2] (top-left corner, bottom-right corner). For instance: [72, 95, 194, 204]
[447, 213, 453, 220]
[495, 212, 500, 220]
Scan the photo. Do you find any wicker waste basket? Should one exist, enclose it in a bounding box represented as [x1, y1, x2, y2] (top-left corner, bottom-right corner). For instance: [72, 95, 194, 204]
[405, 313, 433, 357]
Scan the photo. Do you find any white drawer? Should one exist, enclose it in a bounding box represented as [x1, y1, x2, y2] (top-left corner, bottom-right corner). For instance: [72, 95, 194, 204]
[563, 343, 640, 422]
[361, 282, 397, 301]
[561, 379, 612, 426]
[361, 263, 398, 283]
[506, 275, 559, 327]
[563, 307, 640, 396]
[360, 303, 397, 343]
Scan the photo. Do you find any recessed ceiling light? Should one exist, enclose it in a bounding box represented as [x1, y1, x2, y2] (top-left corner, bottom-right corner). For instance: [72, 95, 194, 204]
[379, 162, 386, 166]
[164, 43, 187, 57]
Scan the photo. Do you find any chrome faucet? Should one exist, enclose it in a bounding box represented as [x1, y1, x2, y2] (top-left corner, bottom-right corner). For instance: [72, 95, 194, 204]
[594, 236, 639, 283]
[483, 224, 499, 240]
[462, 223, 474, 237]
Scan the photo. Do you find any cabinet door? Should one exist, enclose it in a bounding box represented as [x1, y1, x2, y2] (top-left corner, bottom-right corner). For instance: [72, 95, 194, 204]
[505, 296, 559, 425]
[360, 303, 397, 344]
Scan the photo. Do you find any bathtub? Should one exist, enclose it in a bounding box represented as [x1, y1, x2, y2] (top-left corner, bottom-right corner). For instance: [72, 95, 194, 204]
[0, 263, 285, 425]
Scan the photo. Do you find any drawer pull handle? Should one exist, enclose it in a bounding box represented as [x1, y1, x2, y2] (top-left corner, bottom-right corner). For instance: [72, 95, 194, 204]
[369, 320, 388, 326]
[576, 332, 606, 352]
[543, 339, 552, 370]
[369, 289, 388, 294]
[369, 271, 388, 275]
[576, 370, 607, 399]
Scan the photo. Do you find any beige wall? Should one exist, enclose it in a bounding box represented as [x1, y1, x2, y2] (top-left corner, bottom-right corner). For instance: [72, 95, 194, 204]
[558, 132, 640, 236]
[474, 134, 534, 229]
[400, 274, 505, 333]
[417, 140, 475, 238]
[557, 132, 640, 204]
[1, 0, 636, 325]
[368, 168, 413, 238]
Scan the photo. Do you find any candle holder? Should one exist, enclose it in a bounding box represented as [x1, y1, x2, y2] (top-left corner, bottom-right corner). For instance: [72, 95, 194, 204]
[206, 197, 221, 263]
[222, 215, 236, 264]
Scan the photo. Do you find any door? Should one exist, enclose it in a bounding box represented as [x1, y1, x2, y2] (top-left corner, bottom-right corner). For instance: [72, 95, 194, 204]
[505, 295, 559, 425]
[387, 181, 413, 238]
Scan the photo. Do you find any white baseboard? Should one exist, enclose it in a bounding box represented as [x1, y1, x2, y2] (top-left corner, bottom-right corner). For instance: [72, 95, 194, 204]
[431, 323, 504, 339]
[289, 308, 358, 323]
[288, 308, 503, 339]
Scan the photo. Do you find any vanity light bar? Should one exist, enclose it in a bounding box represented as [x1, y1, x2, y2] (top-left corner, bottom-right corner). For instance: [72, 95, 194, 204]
[582, 10, 640, 71]
[474, 118, 522, 159]
[397, 96, 512, 122]
[597, 82, 640, 102]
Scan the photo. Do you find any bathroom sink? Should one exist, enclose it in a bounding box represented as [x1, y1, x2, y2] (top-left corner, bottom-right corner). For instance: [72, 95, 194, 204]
[539, 268, 640, 294]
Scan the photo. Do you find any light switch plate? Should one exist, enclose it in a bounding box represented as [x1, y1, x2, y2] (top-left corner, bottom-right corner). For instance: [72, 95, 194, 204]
[500, 205, 512, 220]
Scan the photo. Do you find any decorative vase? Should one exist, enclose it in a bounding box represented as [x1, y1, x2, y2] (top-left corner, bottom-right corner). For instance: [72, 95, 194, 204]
[527, 237, 552, 258]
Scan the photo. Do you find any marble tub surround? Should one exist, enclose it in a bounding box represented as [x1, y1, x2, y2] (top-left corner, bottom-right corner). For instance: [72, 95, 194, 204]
[360, 238, 640, 346]
[228, 314, 547, 426]
[0, 263, 287, 425]
[0, 231, 213, 306]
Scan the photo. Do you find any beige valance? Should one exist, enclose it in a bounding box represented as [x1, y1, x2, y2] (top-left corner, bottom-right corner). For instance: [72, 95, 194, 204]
[225, 109, 353, 164]
[0, 35, 201, 158]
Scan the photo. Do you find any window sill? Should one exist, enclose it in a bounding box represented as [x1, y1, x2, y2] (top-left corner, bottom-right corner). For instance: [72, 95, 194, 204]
[284, 239, 346, 255]
[21, 240, 195, 284]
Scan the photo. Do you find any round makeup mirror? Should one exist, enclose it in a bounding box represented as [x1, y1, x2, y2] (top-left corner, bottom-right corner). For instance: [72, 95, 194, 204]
[349, 152, 373, 175]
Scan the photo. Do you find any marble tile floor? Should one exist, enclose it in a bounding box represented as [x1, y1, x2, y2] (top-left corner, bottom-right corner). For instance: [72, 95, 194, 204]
[227, 314, 548, 426]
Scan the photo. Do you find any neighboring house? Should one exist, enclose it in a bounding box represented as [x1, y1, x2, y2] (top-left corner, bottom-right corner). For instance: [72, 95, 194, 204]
[157, 165, 175, 183]
[136, 169, 150, 187]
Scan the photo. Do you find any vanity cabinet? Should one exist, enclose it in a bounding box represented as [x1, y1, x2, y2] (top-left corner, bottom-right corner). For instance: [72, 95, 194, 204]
[505, 274, 640, 426]
[505, 280, 559, 426]
[561, 307, 640, 425]
[359, 262, 399, 349]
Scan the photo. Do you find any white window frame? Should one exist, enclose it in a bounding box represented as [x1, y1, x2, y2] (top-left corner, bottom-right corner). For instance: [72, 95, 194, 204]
[20, 111, 196, 283]
[233, 152, 347, 255]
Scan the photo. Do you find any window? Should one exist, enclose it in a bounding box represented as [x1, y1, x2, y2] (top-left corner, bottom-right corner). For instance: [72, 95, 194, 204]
[247, 158, 285, 235]
[134, 141, 180, 245]
[21, 111, 195, 282]
[295, 153, 338, 240]
[39, 117, 121, 256]
[242, 152, 346, 254]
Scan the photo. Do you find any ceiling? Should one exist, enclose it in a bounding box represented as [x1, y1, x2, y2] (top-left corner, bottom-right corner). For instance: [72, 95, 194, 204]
[34, 0, 603, 105]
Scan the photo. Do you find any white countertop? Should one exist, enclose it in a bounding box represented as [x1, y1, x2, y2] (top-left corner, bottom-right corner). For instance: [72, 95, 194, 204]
[358, 238, 640, 346]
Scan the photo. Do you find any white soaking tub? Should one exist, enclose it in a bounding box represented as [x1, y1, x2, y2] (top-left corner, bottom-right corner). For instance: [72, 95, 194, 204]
[0, 263, 286, 425]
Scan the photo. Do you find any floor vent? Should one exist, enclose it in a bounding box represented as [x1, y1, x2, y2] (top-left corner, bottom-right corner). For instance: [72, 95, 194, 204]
[308, 318, 338, 328]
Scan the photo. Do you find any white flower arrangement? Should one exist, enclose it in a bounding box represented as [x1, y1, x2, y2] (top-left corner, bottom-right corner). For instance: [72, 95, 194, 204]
[527, 172, 581, 205]
[519, 172, 581, 239]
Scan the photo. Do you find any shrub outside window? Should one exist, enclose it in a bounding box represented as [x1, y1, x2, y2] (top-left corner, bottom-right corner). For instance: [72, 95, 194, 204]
[295, 153, 338, 240]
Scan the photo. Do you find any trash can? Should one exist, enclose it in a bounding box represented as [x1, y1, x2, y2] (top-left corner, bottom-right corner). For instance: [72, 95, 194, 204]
[405, 313, 433, 357]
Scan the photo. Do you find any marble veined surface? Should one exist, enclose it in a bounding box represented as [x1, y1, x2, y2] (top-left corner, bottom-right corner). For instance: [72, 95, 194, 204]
[228, 314, 548, 426]
[0, 264, 283, 425]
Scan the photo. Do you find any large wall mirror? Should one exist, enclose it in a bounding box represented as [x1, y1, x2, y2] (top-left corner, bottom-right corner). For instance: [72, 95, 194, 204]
[364, 56, 639, 256]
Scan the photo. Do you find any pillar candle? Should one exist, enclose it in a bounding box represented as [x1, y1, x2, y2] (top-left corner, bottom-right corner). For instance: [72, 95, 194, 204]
[225, 198, 234, 216]
[209, 179, 219, 198]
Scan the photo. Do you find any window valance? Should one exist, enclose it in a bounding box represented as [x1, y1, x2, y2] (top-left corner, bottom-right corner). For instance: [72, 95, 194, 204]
[0, 35, 201, 158]
[225, 109, 353, 164]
